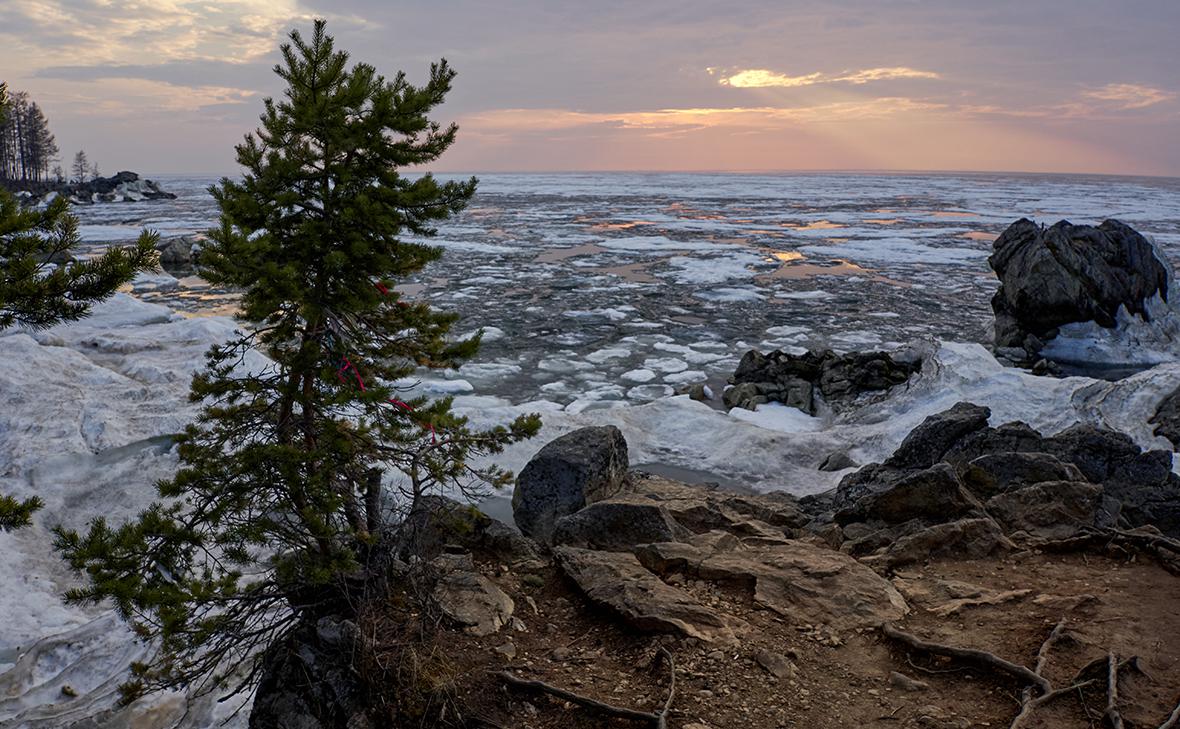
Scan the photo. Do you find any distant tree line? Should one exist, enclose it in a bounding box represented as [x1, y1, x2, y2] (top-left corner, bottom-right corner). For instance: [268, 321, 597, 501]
[0, 82, 61, 183]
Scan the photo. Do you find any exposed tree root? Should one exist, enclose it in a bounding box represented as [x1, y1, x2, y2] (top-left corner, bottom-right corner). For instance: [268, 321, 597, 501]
[1159, 698, 1180, 729]
[880, 622, 1050, 696]
[1106, 652, 1124, 729]
[497, 647, 676, 728]
[1037, 527, 1180, 575]
[882, 619, 1172, 728]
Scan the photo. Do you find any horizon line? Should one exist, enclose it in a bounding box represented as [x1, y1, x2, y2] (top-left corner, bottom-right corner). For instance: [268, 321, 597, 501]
[135, 167, 1180, 182]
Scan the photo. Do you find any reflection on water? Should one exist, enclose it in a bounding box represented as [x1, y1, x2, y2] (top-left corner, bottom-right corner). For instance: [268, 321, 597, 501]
[783, 220, 844, 230]
[960, 231, 996, 242]
[593, 260, 659, 284]
[534, 242, 607, 263]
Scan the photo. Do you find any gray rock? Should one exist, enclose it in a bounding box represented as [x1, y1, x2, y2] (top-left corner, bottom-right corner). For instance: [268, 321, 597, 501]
[819, 451, 859, 472]
[755, 649, 796, 679]
[155, 235, 204, 268]
[1150, 385, 1180, 448]
[621, 472, 808, 535]
[989, 218, 1170, 353]
[552, 501, 692, 551]
[404, 494, 539, 564]
[985, 481, 1103, 539]
[890, 671, 929, 691]
[959, 452, 1085, 499]
[692, 540, 910, 629]
[885, 402, 992, 470]
[431, 570, 515, 636]
[554, 546, 743, 642]
[836, 464, 983, 525]
[728, 348, 920, 415]
[512, 425, 629, 543]
[864, 517, 1014, 569]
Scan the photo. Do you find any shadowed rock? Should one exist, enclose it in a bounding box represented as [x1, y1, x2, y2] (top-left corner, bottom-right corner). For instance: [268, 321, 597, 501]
[989, 218, 1169, 357]
[552, 501, 692, 551]
[512, 425, 629, 543]
[727, 348, 921, 414]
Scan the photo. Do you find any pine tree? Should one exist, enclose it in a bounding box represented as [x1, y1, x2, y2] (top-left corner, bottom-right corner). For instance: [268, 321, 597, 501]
[0, 194, 157, 530]
[72, 150, 88, 184]
[54, 20, 539, 702]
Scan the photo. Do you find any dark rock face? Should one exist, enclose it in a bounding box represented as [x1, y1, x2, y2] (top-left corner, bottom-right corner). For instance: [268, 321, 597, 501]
[959, 452, 1085, 499]
[402, 494, 538, 565]
[815, 402, 1180, 544]
[835, 464, 983, 526]
[726, 348, 921, 414]
[885, 402, 992, 470]
[251, 616, 364, 729]
[155, 235, 205, 270]
[1150, 385, 1180, 448]
[512, 425, 629, 543]
[984, 481, 1104, 540]
[3, 170, 177, 204]
[989, 218, 1169, 357]
[552, 501, 691, 551]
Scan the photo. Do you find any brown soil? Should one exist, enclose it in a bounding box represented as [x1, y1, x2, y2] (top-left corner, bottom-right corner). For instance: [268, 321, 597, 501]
[445, 550, 1180, 729]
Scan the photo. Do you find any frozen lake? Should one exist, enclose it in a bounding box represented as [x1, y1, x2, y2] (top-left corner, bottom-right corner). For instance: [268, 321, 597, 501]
[76, 171, 1180, 407]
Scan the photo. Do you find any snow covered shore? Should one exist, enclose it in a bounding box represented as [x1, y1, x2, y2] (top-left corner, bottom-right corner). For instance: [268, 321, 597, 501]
[2, 293, 1179, 727]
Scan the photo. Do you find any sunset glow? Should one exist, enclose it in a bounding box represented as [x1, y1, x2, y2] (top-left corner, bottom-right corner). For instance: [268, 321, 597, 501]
[0, 0, 1176, 175]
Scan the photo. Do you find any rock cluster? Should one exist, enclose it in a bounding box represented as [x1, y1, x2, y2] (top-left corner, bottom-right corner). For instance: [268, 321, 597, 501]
[989, 218, 1170, 364]
[801, 401, 1180, 568]
[6, 171, 177, 205]
[154, 235, 206, 270]
[515, 430, 907, 641]
[725, 348, 922, 414]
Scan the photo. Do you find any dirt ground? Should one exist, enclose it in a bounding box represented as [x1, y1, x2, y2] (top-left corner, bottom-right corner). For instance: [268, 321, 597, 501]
[446, 549, 1180, 729]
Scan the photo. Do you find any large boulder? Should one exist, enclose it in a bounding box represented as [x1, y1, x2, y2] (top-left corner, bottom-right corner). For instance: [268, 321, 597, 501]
[402, 495, 538, 565]
[727, 348, 921, 415]
[552, 501, 691, 551]
[989, 218, 1171, 358]
[862, 517, 1015, 569]
[512, 426, 629, 543]
[155, 235, 205, 269]
[625, 472, 808, 533]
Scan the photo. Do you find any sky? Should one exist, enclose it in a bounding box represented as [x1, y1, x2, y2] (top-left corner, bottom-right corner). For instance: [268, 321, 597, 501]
[1, 0, 1178, 176]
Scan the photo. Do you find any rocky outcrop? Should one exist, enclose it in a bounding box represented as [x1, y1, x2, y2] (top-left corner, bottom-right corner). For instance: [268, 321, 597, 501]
[554, 546, 744, 642]
[155, 235, 206, 270]
[1151, 385, 1180, 448]
[725, 347, 922, 414]
[807, 402, 1180, 556]
[512, 425, 629, 543]
[403, 495, 539, 565]
[644, 538, 909, 630]
[989, 218, 1171, 362]
[5, 171, 177, 204]
[251, 616, 366, 729]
